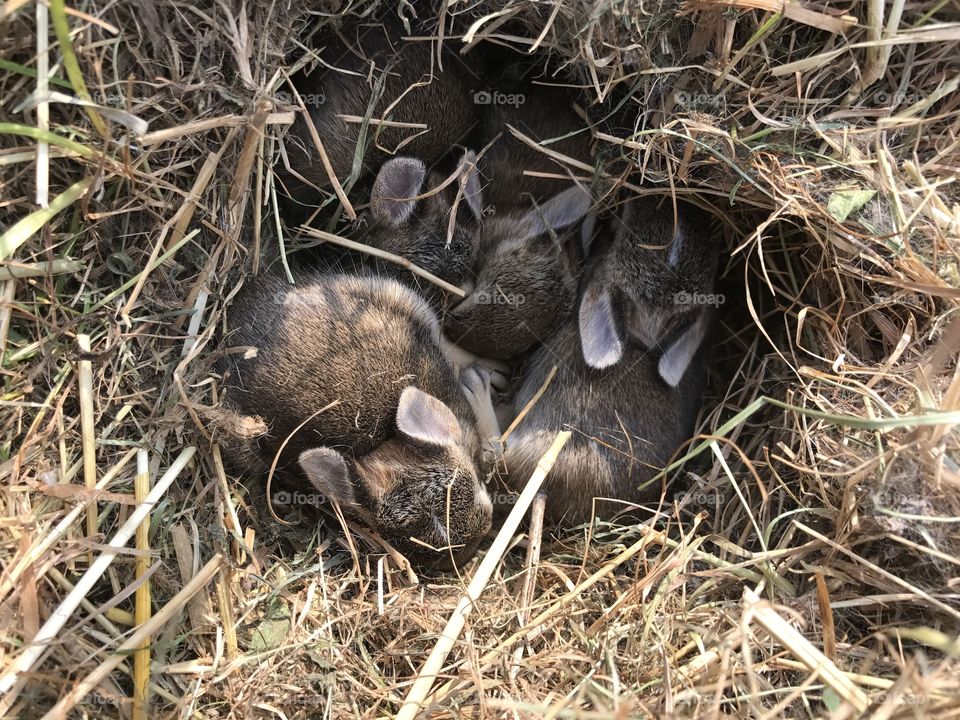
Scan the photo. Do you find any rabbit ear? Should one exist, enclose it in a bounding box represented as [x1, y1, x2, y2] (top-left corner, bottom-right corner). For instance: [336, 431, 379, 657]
[612, 198, 637, 244]
[457, 150, 484, 220]
[580, 211, 599, 257]
[299, 448, 355, 506]
[396, 386, 463, 446]
[370, 157, 427, 227]
[521, 185, 592, 241]
[578, 285, 623, 369]
[658, 314, 708, 387]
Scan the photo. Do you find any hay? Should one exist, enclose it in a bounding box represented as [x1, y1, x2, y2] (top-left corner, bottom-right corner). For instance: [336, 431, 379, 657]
[1, 0, 959, 717]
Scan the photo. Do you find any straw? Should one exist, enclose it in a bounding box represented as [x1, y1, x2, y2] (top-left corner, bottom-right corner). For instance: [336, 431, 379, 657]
[0, 447, 196, 708]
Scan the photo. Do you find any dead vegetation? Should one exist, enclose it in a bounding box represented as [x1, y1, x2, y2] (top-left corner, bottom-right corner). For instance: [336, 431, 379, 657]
[1, 0, 959, 718]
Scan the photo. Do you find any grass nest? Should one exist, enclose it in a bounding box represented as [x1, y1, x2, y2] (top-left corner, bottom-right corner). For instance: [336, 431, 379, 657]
[1, 0, 959, 717]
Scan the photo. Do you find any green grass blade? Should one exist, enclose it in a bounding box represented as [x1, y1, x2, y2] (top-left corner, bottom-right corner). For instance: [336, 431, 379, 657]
[0, 59, 73, 89]
[49, 0, 107, 136]
[0, 122, 95, 158]
[0, 178, 92, 260]
[648, 395, 960, 485]
[88, 229, 200, 312]
[765, 397, 960, 429]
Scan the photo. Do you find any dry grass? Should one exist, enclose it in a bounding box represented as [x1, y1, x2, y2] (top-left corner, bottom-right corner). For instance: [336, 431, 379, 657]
[1, 0, 959, 718]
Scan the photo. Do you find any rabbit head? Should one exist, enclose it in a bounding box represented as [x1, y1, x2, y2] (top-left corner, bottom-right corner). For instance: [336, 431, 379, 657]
[443, 184, 593, 359]
[298, 385, 492, 568]
[358, 151, 484, 291]
[477, 80, 593, 212]
[578, 197, 719, 386]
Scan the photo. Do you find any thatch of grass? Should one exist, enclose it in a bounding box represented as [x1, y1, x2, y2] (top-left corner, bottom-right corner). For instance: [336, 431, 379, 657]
[1, 0, 959, 718]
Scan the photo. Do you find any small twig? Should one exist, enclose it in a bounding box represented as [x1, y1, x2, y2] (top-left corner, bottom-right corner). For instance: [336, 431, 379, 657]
[77, 334, 97, 563]
[0, 280, 16, 365]
[743, 586, 870, 712]
[34, 0, 48, 207]
[500, 365, 557, 443]
[283, 72, 355, 220]
[0, 259, 83, 280]
[41, 554, 224, 720]
[520, 493, 546, 626]
[132, 450, 151, 720]
[0, 449, 137, 604]
[298, 226, 466, 298]
[429, 521, 677, 705]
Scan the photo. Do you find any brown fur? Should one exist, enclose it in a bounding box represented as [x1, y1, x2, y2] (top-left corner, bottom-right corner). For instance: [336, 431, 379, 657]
[478, 83, 592, 210]
[443, 211, 580, 359]
[279, 24, 479, 213]
[356, 163, 480, 303]
[216, 272, 493, 568]
[587, 197, 719, 349]
[439, 81, 593, 359]
[501, 201, 719, 526]
[501, 321, 705, 527]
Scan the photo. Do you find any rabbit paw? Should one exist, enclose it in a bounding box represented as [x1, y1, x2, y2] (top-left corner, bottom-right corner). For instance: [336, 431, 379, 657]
[441, 336, 510, 390]
[481, 362, 510, 392]
[460, 365, 503, 462]
[460, 364, 492, 400]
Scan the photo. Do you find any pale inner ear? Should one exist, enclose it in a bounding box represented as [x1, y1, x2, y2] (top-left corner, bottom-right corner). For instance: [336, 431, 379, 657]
[580, 211, 598, 257]
[299, 448, 355, 506]
[578, 285, 623, 369]
[658, 313, 708, 387]
[396, 386, 463, 446]
[521, 185, 592, 241]
[370, 157, 427, 227]
[458, 150, 484, 220]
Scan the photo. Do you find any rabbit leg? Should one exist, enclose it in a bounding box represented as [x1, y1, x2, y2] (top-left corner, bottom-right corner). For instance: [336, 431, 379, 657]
[196, 405, 270, 475]
[437, 333, 510, 390]
[459, 365, 504, 466]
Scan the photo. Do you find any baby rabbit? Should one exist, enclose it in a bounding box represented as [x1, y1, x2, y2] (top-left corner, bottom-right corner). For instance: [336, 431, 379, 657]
[441, 75, 595, 360]
[216, 272, 502, 568]
[499, 203, 717, 525]
[443, 184, 592, 359]
[578, 197, 720, 386]
[501, 318, 707, 527]
[279, 23, 478, 216]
